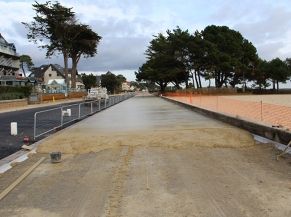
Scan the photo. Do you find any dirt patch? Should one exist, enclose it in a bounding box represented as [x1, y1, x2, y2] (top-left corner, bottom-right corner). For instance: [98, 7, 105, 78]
[37, 127, 255, 154]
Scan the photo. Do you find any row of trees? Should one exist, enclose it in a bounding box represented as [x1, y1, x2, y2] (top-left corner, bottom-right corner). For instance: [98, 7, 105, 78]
[81, 72, 126, 94]
[23, 1, 101, 89]
[136, 25, 291, 91]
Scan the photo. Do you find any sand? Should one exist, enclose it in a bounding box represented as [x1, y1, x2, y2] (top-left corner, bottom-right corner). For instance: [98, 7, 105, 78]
[37, 127, 255, 154]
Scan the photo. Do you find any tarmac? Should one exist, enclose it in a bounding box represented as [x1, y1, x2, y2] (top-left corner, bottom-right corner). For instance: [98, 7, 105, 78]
[0, 96, 291, 217]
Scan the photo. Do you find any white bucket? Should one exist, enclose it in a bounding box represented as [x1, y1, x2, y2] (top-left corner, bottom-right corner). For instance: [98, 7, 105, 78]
[11, 122, 17, 136]
[67, 109, 71, 117]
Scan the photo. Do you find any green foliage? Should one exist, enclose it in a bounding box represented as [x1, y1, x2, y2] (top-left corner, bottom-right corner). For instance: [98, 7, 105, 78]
[19, 55, 34, 77]
[23, 1, 76, 88]
[136, 29, 188, 92]
[137, 25, 263, 90]
[23, 1, 75, 57]
[101, 72, 126, 94]
[81, 73, 97, 90]
[0, 86, 32, 100]
[69, 24, 102, 88]
[267, 58, 290, 90]
[202, 25, 258, 88]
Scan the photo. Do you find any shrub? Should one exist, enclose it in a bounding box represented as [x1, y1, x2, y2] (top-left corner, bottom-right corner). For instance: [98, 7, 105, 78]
[0, 86, 32, 100]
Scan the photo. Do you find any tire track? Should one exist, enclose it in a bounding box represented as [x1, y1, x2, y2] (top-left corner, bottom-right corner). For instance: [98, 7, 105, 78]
[105, 146, 133, 217]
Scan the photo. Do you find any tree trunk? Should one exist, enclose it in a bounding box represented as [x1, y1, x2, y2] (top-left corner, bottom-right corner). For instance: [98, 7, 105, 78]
[71, 56, 77, 89]
[272, 80, 275, 90]
[277, 81, 279, 91]
[185, 74, 189, 89]
[194, 71, 199, 89]
[197, 71, 202, 88]
[190, 72, 196, 89]
[63, 52, 69, 91]
[21, 64, 26, 77]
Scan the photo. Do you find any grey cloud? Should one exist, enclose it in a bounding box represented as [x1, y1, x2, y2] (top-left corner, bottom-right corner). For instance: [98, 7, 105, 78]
[256, 42, 285, 60]
[234, 7, 291, 44]
[78, 36, 149, 71]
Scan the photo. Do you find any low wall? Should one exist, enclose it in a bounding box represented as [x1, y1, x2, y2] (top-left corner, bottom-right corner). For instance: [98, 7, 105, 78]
[68, 92, 86, 99]
[41, 92, 86, 101]
[41, 93, 66, 101]
[0, 99, 28, 110]
[162, 96, 291, 145]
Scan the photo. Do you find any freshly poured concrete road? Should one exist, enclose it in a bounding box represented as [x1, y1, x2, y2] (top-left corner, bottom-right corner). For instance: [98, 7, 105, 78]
[0, 96, 291, 217]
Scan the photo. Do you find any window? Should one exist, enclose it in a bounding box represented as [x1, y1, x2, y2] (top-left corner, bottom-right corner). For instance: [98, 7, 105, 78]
[49, 74, 52, 77]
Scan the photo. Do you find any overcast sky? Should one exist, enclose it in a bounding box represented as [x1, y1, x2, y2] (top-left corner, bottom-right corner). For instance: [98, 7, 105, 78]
[1, 0, 291, 81]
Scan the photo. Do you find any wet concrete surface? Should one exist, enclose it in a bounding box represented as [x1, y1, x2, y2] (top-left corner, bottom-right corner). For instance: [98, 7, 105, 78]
[73, 96, 230, 132]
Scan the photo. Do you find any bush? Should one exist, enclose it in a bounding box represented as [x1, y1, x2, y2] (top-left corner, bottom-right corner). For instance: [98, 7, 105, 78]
[0, 86, 32, 100]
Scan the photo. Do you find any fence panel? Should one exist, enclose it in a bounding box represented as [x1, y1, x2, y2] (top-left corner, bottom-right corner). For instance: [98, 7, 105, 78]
[165, 93, 291, 130]
[61, 103, 80, 125]
[34, 93, 135, 140]
[34, 107, 62, 140]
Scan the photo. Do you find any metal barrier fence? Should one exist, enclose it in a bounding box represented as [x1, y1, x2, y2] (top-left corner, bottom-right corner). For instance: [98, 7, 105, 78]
[164, 93, 291, 130]
[34, 93, 134, 140]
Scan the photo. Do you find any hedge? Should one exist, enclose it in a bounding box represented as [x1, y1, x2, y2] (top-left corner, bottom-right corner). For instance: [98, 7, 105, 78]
[0, 86, 32, 100]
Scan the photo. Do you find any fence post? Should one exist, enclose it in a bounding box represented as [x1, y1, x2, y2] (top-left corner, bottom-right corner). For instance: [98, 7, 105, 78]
[34, 112, 37, 141]
[260, 100, 263, 121]
[91, 101, 93, 114]
[78, 103, 81, 119]
[60, 107, 63, 127]
[99, 100, 101, 111]
[105, 98, 107, 108]
[189, 92, 192, 104]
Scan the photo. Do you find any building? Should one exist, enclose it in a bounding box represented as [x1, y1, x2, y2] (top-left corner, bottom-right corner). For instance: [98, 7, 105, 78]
[0, 33, 26, 86]
[29, 64, 85, 92]
[121, 81, 135, 91]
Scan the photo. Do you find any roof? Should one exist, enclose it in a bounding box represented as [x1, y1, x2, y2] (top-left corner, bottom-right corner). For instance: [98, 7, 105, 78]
[47, 79, 65, 85]
[0, 33, 17, 56]
[29, 64, 78, 79]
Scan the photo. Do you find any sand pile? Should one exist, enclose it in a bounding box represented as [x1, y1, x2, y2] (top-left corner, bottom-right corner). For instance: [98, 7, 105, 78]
[37, 127, 255, 154]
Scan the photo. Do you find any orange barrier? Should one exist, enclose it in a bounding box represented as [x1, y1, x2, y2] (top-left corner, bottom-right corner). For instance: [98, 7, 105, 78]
[164, 92, 291, 130]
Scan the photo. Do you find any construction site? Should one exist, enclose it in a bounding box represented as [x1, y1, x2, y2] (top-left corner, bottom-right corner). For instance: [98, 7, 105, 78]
[0, 94, 291, 217]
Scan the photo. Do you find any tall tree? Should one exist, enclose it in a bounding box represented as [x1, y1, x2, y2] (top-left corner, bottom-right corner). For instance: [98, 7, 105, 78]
[69, 24, 101, 88]
[136, 32, 186, 91]
[23, 1, 75, 88]
[267, 58, 290, 91]
[19, 55, 34, 77]
[81, 73, 97, 90]
[167, 27, 192, 88]
[202, 25, 258, 88]
[101, 71, 119, 94]
[248, 59, 270, 90]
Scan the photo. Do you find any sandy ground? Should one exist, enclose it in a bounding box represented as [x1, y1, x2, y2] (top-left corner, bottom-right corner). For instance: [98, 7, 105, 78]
[225, 94, 291, 107]
[0, 96, 291, 217]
